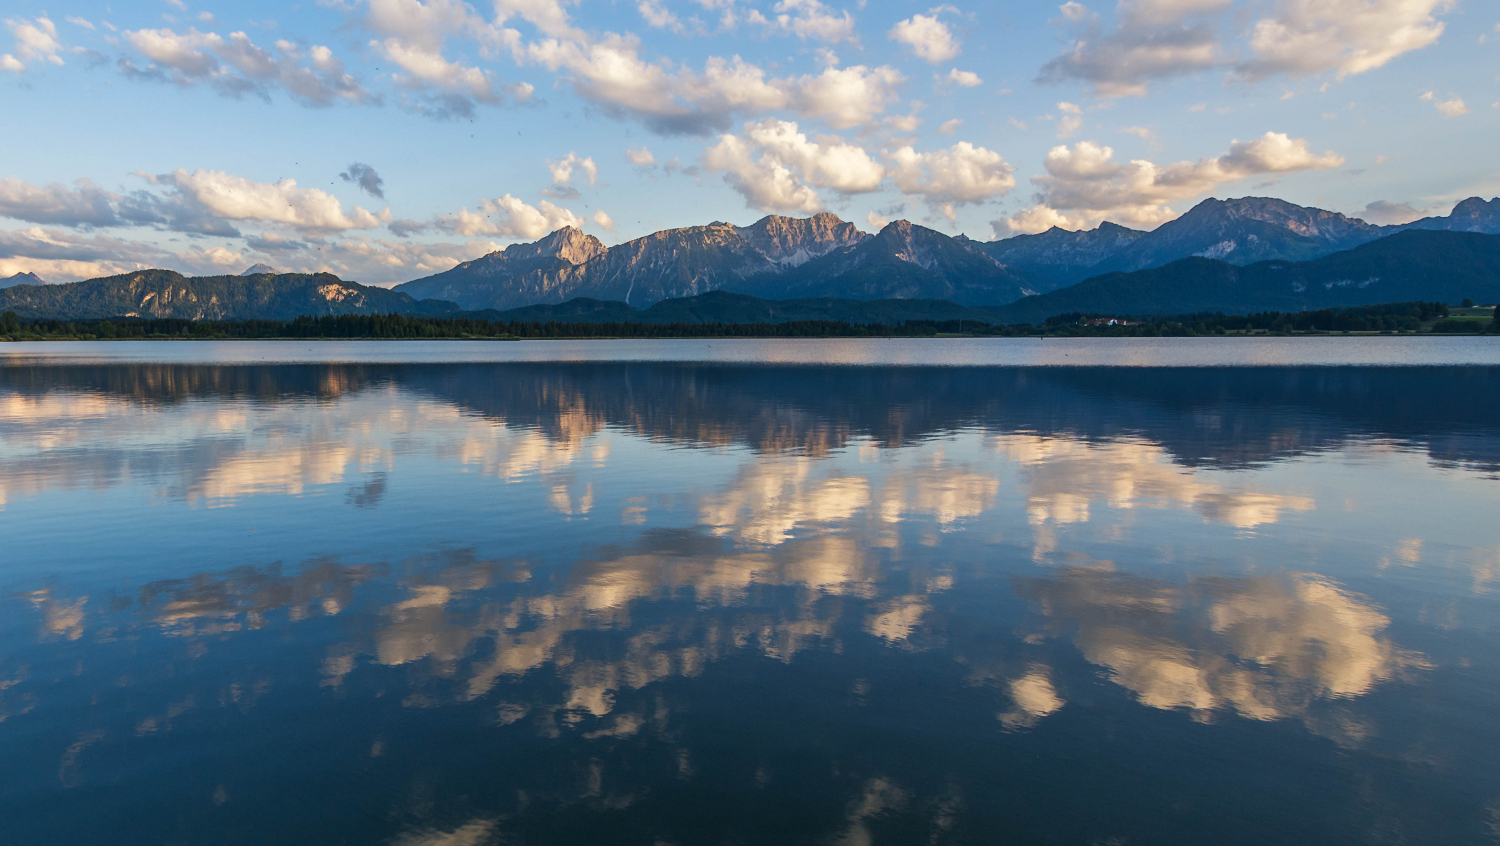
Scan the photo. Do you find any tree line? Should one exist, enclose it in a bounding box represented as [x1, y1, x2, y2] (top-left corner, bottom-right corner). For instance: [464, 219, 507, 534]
[0, 301, 1495, 341]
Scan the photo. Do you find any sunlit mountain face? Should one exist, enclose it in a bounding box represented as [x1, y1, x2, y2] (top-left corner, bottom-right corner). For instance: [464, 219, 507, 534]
[3, 353, 1500, 845]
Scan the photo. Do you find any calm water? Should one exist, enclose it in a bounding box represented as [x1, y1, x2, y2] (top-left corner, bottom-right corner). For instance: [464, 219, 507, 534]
[2, 339, 1499, 845]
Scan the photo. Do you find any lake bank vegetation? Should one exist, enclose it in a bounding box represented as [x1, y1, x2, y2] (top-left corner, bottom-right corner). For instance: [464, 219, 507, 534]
[0, 302, 1495, 341]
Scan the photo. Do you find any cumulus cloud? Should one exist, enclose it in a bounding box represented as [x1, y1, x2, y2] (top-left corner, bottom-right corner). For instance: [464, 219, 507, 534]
[1004, 132, 1345, 232]
[431, 194, 584, 239]
[0, 225, 297, 282]
[339, 163, 386, 199]
[1358, 199, 1424, 224]
[944, 68, 982, 87]
[626, 146, 657, 167]
[752, 0, 857, 43]
[937, 118, 962, 135]
[1040, 17, 1222, 97]
[1057, 101, 1084, 138]
[370, 35, 533, 118]
[0, 178, 127, 228]
[119, 27, 375, 107]
[637, 0, 684, 33]
[1433, 96, 1468, 117]
[1240, 0, 1451, 80]
[1042, 0, 1448, 95]
[790, 64, 905, 129]
[2, 16, 65, 72]
[592, 209, 616, 232]
[704, 119, 885, 212]
[144, 169, 389, 232]
[0, 175, 240, 236]
[888, 142, 1016, 220]
[543, 152, 599, 198]
[525, 31, 905, 135]
[889, 13, 959, 63]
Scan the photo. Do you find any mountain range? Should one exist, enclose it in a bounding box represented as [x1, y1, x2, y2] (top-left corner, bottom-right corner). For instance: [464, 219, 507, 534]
[988, 229, 1500, 323]
[3, 195, 1497, 324]
[436, 229, 1498, 326]
[0, 269, 455, 321]
[395, 213, 1035, 309]
[393, 196, 1500, 310]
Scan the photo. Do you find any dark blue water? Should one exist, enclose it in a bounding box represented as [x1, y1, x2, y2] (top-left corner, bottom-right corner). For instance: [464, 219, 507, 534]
[3, 341, 1499, 845]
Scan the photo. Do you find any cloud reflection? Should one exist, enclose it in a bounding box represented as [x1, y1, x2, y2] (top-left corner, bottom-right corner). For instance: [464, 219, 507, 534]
[1016, 568, 1425, 723]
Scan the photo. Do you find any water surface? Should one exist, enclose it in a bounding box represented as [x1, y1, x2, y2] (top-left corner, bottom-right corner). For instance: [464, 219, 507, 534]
[2, 340, 1499, 845]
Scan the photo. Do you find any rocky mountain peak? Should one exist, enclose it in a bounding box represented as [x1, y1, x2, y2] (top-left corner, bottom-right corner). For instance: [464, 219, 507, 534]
[503, 226, 608, 265]
[736, 212, 868, 267]
[240, 263, 279, 276]
[1177, 196, 1376, 241]
[1448, 197, 1500, 226]
[2, 270, 46, 287]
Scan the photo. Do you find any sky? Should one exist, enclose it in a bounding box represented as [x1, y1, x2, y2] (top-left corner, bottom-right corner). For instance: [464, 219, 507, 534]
[0, 0, 1496, 285]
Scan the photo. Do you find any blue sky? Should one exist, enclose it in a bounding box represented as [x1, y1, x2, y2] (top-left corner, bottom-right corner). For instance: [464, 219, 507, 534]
[1, 0, 1496, 284]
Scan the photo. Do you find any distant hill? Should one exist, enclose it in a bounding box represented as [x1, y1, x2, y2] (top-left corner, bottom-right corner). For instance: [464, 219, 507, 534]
[0, 269, 458, 321]
[1, 271, 45, 289]
[240, 263, 280, 276]
[990, 230, 1500, 324]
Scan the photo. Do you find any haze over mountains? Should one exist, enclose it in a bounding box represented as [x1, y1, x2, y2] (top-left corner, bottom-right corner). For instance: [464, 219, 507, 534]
[2, 195, 1497, 323]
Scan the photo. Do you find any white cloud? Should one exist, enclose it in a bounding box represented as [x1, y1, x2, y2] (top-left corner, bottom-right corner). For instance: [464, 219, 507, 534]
[889, 141, 1016, 219]
[866, 211, 889, 229]
[889, 13, 959, 63]
[1059, 2, 1091, 22]
[433, 194, 584, 239]
[754, 0, 857, 44]
[790, 64, 905, 129]
[145, 169, 388, 232]
[591, 209, 616, 232]
[937, 118, 962, 135]
[1241, 0, 1451, 79]
[64, 16, 95, 31]
[543, 152, 599, 198]
[637, 0, 683, 32]
[1057, 101, 1083, 138]
[703, 119, 885, 211]
[120, 28, 375, 107]
[2, 16, 65, 72]
[1433, 96, 1468, 117]
[626, 146, 657, 167]
[1006, 131, 1345, 232]
[0, 178, 126, 228]
[372, 36, 531, 117]
[945, 68, 982, 87]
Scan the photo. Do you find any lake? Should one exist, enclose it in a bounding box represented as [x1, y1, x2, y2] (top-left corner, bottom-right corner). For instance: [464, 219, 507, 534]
[2, 338, 1499, 845]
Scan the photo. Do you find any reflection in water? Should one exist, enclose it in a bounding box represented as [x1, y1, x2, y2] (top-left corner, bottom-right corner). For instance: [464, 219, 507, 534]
[1015, 569, 1426, 725]
[2, 358, 1500, 845]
